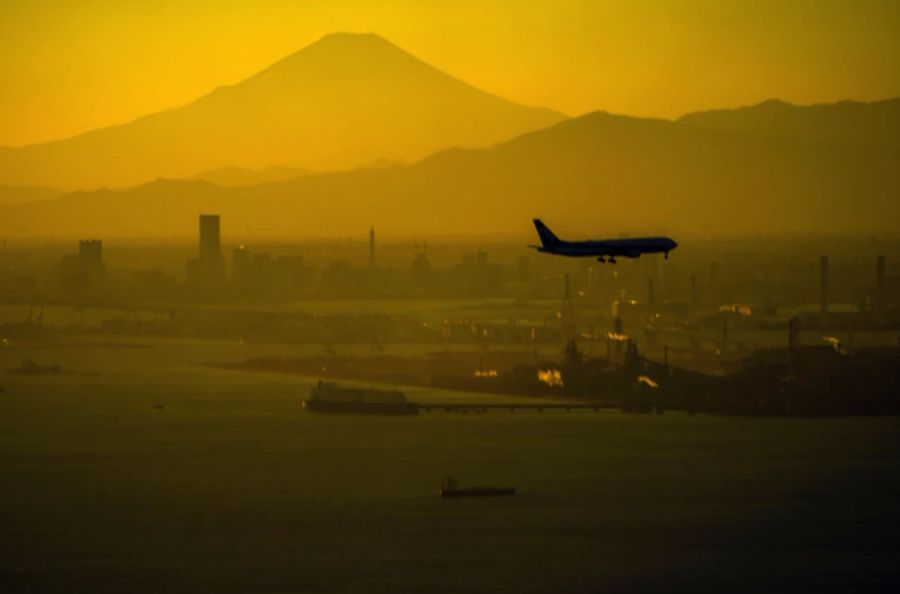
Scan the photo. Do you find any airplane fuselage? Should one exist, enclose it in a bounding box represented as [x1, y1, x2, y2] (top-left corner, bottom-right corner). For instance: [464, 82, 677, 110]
[536, 237, 676, 259]
[530, 219, 677, 262]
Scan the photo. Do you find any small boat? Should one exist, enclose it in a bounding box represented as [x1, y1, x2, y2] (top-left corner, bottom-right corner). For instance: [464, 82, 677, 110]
[440, 476, 516, 497]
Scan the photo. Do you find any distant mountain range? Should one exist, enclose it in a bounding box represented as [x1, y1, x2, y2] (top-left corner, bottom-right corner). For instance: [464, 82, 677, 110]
[2, 97, 897, 238]
[191, 165, 311, 187]
[0, 33, 564, 190]
[678, 98, 900, 142]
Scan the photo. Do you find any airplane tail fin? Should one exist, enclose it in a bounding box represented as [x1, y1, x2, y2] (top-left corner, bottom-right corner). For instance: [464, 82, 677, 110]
[533, 219, 561, 248]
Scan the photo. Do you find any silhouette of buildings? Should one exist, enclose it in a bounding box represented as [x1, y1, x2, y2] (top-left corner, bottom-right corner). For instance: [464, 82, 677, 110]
[79, 239, 103, 263]
[233, 245, 307, 298]
[58, 239, 105, 290]
[458, 250, 501, 295]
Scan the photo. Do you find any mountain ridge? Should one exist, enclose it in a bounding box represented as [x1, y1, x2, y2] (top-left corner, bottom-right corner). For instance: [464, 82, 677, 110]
[677, 96, 900, 141]
[1, 97, 896, 238]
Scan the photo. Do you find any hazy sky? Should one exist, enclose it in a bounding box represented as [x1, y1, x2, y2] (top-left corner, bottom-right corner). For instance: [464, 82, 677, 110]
[2, 0, 899, 147]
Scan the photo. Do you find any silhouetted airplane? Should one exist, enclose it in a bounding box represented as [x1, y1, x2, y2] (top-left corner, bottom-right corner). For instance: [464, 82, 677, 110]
[530, 219, 677, 263]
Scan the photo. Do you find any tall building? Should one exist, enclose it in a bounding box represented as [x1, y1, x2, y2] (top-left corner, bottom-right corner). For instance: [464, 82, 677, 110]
[187, 214, 226, 290]
[200, 215, 222, 265]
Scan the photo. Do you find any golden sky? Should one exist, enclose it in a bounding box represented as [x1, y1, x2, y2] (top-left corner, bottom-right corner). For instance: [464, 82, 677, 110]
[2, 0, 899, 147]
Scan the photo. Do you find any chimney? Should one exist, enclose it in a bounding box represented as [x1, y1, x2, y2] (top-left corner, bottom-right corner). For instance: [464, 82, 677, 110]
[709, 261, 721, 304]
[819, 255, 829, 315]
[560, 274, 576, 345]
[876, 255, 886, 314]
[788, 317, 799, 350]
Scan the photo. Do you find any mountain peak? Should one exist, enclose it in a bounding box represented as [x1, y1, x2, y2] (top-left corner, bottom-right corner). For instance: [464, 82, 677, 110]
[284, 31, 410, 60]
[313, 31, 393, 46]
[298, 31, 402, 56]
[0, 33, 565, 189]
[249, 31, 432, 84]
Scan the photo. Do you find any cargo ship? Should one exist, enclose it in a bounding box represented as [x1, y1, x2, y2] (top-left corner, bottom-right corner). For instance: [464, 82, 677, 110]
[440, 476, 516, 497]
[303, 380, 419, 415]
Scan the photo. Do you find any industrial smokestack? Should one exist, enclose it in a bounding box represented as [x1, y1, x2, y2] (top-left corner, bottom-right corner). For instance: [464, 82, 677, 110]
[709, 261, 721, 304]
[788, 317, 799, 350]
[820, 255, 829, 315]
[560, 274, 576, 346]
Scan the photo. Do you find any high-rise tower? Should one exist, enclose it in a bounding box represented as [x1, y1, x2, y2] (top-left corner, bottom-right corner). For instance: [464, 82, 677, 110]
[187, 214, 225, 290]
[200, 215, 222, 265]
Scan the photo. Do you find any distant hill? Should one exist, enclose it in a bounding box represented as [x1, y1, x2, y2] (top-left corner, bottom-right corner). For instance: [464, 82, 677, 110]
[678, 98, 900, 143]
[0, 185, 63, 206]
[192, 165, 310, 187]
[0, 33, 565, 190]
[1, 99, 897, 238]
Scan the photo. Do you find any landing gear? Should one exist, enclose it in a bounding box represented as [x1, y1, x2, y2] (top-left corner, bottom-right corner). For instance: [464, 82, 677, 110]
[664, 251, 669, 259]
[608, 257, 617, 264]
[597, 256, 606, 263]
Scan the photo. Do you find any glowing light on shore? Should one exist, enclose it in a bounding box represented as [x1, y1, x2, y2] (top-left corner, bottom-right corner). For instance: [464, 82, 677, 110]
[637, 375, 659, 389]
[538, 369, 563, 387]
[719, 304, 753, 316]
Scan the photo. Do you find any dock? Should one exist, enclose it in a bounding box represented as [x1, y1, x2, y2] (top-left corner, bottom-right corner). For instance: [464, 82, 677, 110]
[418, 402, 616, 413]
